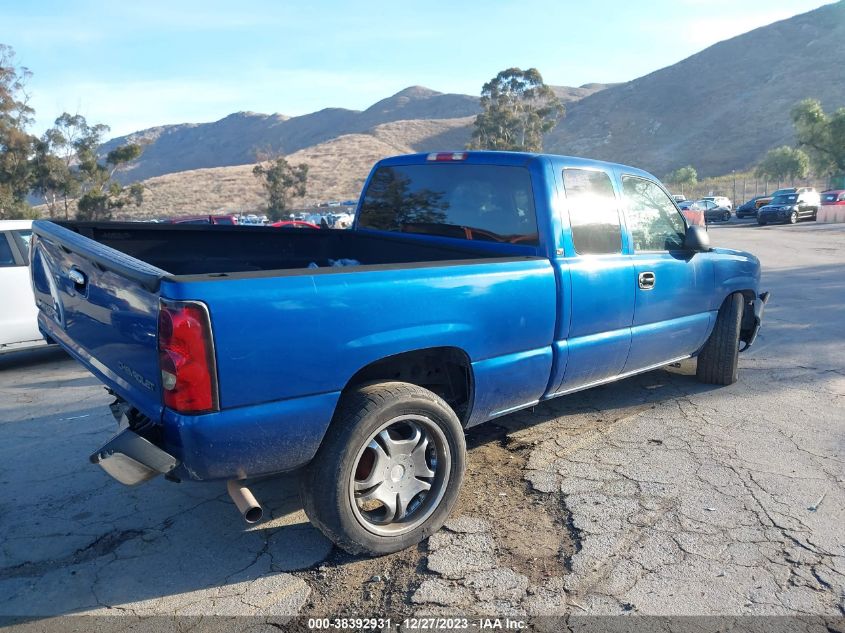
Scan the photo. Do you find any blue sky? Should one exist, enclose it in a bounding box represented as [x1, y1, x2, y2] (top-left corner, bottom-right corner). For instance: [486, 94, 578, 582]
[1, 0, 831, 140]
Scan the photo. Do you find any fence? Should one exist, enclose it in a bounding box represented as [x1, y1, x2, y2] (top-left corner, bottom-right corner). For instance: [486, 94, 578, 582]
[671, 173, 836, 205]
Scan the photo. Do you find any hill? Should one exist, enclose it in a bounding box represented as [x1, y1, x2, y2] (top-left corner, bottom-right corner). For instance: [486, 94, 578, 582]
[102, 82, 619, 185]
[129, 117, 474, 219]
[545, 1, 845, 176]
[102, 86, 481, 183]
[102, 2, 845, 217]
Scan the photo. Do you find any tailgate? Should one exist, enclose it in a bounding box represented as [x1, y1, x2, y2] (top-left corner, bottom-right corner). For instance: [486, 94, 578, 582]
[30, 221, 167, 420]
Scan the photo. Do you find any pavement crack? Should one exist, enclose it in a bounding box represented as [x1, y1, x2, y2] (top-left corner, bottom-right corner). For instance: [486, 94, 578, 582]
[0, 528, 144, 580]
[559, 493, 583, 574]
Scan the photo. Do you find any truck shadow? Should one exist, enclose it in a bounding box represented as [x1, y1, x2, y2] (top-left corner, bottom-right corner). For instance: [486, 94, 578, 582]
[0, 366, 721, 620]
[0, 346, 67, 371]
[3, 260, 842, 618]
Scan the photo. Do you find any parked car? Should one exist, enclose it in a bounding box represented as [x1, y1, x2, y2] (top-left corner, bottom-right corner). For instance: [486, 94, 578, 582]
[672, 194, 686, 202]
[735, 196, 767, 219]
[31, 151, 768, 555]
[0, 220, 51, 354]
[677, 200, 705, 226]
[166, 214, 238, 225]
[819, 189, 845, 223]
[755, 188, 797, 209]
[697, 199, 732, 223]
[270, 220, 320, 229]
[757, 191, 819, 225]
[701, 196, 732, 211]
[821, 190, 845, 205]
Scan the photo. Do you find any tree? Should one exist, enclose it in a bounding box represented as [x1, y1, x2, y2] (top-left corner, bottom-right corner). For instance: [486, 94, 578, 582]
[469, 67, 564, 152]
[76, 138, 144, 221]
[664, 165, 698, 193]
[32, 114, 97, 218]
[0, 44, 37, 219]
[252, 156, 308, 220]
[791, 99, 845, 176]
[754, 146, 809, 188]
[31, 113, 143, 221]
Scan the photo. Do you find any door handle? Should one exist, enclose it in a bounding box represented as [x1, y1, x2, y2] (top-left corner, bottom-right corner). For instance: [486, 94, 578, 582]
[67, 268, 88, 292]
[638, 271, 656, 290]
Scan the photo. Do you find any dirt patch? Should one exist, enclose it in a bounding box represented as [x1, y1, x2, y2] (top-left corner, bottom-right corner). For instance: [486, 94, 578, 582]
[293, 421, 574, 619]
[456, 423, 574, 585]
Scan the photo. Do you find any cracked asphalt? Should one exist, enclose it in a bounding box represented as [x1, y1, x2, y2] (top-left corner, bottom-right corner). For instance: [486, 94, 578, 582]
[0, 221, 843, 625]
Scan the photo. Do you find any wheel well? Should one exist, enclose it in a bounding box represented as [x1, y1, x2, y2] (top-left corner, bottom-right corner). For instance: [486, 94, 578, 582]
[343, 348, 474, 424]
[736, 290, 756, 337]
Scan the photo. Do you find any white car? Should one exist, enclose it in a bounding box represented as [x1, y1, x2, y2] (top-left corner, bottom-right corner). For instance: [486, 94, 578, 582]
[701, 196, 733, 211]
[1, 220, 50, 353]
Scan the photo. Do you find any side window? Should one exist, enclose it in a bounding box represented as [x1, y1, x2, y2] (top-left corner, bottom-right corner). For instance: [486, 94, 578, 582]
[0, 233, 17, 267]
[563, 168, 622, 255]
[622, 176, 687, 252]
[0, 233, 17, 268]
[12, 230, 32, 265]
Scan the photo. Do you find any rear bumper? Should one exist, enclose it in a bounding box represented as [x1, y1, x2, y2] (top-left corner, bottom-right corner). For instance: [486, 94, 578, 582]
[162, 390, 340, 481]
[740, 291, 770, 351]
[91, 390, 339, 484]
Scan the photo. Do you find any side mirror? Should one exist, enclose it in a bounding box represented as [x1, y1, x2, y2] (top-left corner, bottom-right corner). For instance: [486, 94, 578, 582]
[685, 224, 710, 252]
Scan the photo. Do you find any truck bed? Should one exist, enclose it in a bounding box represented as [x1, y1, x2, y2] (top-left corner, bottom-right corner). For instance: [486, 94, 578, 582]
[32, 217, 557, 481]
[62, 222, 512, 276]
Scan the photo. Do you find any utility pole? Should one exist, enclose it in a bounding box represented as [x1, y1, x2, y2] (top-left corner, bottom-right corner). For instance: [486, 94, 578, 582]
[732, 170, 736, 205]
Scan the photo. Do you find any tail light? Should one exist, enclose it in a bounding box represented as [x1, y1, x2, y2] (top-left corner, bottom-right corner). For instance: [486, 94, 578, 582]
[426, 152, 468, 161]
[158, 300, 219, 414]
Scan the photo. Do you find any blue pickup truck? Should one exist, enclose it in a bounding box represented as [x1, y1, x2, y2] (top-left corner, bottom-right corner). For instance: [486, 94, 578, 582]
[31, 151, 768, 555]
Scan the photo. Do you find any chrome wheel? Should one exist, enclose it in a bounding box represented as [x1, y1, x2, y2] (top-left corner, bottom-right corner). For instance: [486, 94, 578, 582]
[790, 211, 798, 224]
[349, 415, 450, 536]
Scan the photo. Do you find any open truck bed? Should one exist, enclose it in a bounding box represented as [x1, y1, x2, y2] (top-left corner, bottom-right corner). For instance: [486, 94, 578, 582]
[59, 221, 514, 281]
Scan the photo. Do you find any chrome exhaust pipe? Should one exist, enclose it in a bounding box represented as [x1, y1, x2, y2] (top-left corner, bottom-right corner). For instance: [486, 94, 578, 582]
[227, 480, 263, 523]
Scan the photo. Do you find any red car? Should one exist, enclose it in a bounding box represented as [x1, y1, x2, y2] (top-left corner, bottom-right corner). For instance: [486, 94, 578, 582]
[821, 190, 845, 205]
[677, 200, 706, 227]
[819, 190, 845, 223]
[270, 220, 320, 229]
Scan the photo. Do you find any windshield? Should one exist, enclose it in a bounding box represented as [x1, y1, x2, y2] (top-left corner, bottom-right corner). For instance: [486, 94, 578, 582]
[772, 194, 797, 205]
[772, 189, 794, 197]
[358, 164, 539, 245]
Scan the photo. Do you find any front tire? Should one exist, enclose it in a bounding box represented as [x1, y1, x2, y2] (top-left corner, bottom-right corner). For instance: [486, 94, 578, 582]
[300, 381, 466, 555]
[696, 293, 743, 385]
[722, 211, 730, 222]
[757, 219, 767, 226]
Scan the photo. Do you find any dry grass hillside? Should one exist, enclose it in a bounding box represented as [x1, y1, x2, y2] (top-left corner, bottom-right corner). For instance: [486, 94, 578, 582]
[119, 117, 473, 220]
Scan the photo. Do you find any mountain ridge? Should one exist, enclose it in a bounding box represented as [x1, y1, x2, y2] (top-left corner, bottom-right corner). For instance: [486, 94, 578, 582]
[102, 1, 845, 218]
[103, 82, 620, 183]
[545, 1, 845, 176]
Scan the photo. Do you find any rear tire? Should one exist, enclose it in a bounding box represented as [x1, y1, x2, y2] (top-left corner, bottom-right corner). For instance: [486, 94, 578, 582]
[757, 219, 766, 226]
[300, 381, 466, 556]
[789, 210, 798, 224]
[722, 211, 730, 222]
[696, 293, 744, 385]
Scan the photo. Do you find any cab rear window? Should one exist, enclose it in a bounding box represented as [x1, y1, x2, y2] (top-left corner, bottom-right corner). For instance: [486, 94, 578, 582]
[358, 164, 539, 245]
